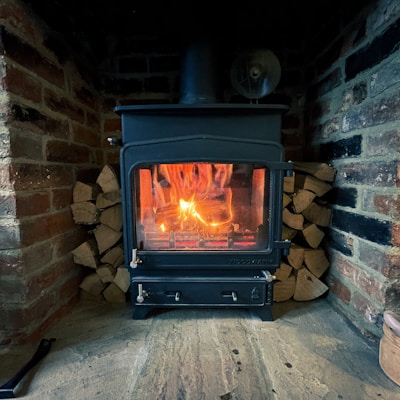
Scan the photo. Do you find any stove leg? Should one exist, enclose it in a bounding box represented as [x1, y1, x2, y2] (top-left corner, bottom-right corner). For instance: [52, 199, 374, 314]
[252, 306, 273, 321]
[132, 305, 152, 320]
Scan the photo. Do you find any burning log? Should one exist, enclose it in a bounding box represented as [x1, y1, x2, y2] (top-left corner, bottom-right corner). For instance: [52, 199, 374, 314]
[275, 161, 336, 303]
[71, 164, 130, 303]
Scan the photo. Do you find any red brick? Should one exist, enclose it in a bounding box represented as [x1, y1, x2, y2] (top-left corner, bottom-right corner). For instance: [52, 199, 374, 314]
[371, 193, 400, 218]
[52, 188, 72, 210]
[52, 227, 87, 259]
[326, 274, 351, 305]
[72, 123, 100, 147]
[46, 140, 92, 163]
[104, 118, 121, 132]
[1, 28, 64, 88]
[20, 209, 75, 246]
[73, 84, 97, 109]
[16, 192, 50, 217]
[5, 64, 41, 103]
[44, 88, 84, 123]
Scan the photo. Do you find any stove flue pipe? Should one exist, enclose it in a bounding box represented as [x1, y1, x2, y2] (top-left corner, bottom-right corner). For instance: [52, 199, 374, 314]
[179, 39, 222, 104]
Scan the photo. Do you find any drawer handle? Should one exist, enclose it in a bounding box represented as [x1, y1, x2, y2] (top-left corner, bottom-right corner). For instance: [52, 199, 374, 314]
[222, 291, 238, 302]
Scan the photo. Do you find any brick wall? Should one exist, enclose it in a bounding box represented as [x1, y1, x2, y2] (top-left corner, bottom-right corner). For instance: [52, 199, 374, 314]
[303, 0, 400, 338]
[1, 0, 398, 343]
[0, 0, 104, 344]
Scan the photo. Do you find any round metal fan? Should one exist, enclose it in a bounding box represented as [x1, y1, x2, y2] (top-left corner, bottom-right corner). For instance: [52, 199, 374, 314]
[230, 49, 281, 100]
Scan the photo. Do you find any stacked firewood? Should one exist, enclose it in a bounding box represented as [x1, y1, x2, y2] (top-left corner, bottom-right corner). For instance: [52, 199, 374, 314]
[274, 161, 337, 302]
[71, 164, 130, 303]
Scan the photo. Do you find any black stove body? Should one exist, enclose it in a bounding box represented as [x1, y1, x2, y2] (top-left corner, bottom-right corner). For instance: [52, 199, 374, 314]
[115, 103, 292, 320]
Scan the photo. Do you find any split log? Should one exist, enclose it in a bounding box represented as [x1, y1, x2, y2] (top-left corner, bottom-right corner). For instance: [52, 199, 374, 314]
[73, 181, 100, 203]
[72, 239, 99, 269]
[302, 202, 332, 227]
[103, 282, 126, 303]
[282, 208, 304, 230]
[100, 244, 124, 268]
[293, 161, 336, 182]
[274, 262, 293, 281]
[113, 267, 131, 293]
[286, 244, 305, 270]
[80, 273, 107, 296]
[282, 192, 292, 209]
[283, 173, 295, 194]
[70, 201, 100, 225]
[300, 223, 325, 249]
[94, 224, 122, 254]
[96, 190, 121, 209]
[293, 267, 329, 301]
[100, 204, 123, 231]
[282, 225, 297, 241]
[96, 164, 120, 193]
[274, 274, 296, 302]
[303, 248, 330, 278]
[97, 264, 116, 283]
[292, 189, 316, 213]
[295, 173, 332, 197]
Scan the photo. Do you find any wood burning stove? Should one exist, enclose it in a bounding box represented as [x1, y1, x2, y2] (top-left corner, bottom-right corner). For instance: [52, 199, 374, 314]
[115, 103, 292, 320]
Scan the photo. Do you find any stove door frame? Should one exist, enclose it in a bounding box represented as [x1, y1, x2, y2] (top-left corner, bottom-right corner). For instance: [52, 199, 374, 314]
[121, 135, 292, 272]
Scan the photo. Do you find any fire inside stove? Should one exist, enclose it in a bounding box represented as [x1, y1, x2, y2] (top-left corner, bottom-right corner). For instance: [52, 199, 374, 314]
[134, 162, 271, 251]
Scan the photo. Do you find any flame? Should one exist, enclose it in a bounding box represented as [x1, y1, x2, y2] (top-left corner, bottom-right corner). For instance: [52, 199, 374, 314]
[152, 163, 234, 231]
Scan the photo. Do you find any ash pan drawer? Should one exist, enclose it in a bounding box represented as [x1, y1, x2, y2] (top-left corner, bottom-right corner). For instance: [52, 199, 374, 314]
[132, 280, 268, 306]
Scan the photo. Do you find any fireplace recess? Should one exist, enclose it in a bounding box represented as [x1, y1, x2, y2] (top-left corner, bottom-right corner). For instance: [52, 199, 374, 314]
[115, 103, 292, 320]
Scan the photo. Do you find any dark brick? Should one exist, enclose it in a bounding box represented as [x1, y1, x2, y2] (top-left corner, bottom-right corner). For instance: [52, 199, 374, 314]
[10, 129, 42, 161]
[11, 164, 73, 190]
[324, 187, 357, 208]
[46, 140, 92, 164]
[144, 76, 170, 92]
[334, 160, 397, 187]
[342, 92, 400, 132]
[345, 16, 400, 80]
[9, 103, 69, 139]
[119, 57, 147, 73]
[73, 85, 97, 109]
[316, 38, 343, 75]
[325, 230, 354, 256]
[332, 209, 391, 245]
[149, 56, 180, 73]
[100, 76, 143, 94]
[320, 135, 362, 160]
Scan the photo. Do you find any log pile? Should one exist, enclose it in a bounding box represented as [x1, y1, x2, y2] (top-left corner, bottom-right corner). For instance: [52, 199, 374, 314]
[71, 164, 130, 303]
[274, 162, 337, 303]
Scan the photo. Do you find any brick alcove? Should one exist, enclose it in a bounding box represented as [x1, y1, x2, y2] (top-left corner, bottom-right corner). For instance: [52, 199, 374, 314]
[0, 0, 399, 343]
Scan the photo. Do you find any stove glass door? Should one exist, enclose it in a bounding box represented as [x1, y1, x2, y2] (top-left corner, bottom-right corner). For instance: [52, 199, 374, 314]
[133, 162, 271, 251]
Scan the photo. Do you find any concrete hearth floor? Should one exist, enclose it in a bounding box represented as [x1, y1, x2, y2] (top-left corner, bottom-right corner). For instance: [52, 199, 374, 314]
[1, 299, 399, 400]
